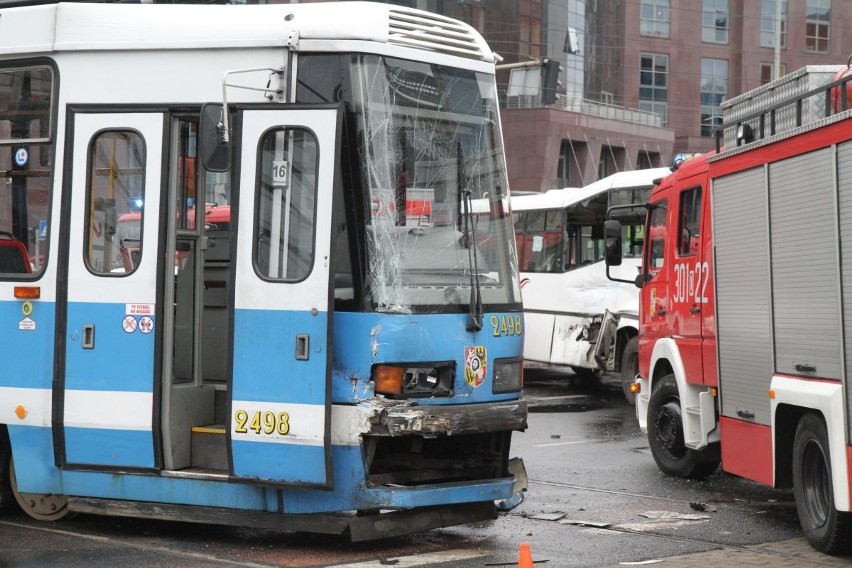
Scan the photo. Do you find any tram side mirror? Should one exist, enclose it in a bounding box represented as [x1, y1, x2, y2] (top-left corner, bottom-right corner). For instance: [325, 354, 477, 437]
[603, 220, 622, 267]
[200, 103, 231, 172]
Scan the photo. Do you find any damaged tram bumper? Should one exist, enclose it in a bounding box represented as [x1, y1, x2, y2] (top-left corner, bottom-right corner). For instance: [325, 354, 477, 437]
[342, 397, 529, 538]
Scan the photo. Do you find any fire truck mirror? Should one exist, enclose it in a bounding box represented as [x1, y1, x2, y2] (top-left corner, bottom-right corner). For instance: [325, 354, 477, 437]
[634, 272, 649, 289]
[603, 219, 622, 266]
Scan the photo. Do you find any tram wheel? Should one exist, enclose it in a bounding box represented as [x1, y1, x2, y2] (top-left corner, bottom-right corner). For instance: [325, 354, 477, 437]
[0, 430, 12, 512]
[9, 457, 72, 521]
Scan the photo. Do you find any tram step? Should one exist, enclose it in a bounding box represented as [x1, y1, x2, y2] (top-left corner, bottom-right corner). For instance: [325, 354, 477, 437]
[190, 425, 227, 471]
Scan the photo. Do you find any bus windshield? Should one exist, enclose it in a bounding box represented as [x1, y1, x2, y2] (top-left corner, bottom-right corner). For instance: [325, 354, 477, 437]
[297, 54, 520, 313]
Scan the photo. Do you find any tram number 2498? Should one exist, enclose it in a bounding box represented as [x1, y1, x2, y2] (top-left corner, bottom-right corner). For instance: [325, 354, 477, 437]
[234, 409, 291, 436]
[490, 314, 523, 337]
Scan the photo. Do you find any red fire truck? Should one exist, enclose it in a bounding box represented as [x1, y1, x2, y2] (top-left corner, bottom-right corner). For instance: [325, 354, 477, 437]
[605, 63, 852, 554]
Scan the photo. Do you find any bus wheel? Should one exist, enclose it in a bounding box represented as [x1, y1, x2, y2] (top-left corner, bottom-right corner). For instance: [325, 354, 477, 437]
[793, 413, 852, 554]
[9, 457, 71, 521]
[647, 374, 718, 479]
[621, 337, 639, 406]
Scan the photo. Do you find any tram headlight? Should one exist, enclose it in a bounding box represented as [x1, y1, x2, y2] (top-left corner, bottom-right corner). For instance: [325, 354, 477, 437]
[372, 363, 455, 398]
[493, 358, 523, 393]
[373, 365, 405, 395]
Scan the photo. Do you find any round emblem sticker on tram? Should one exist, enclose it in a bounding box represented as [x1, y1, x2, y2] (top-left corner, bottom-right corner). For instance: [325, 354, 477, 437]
[14, 148, 28, 167]
[464, 346, 487, 387]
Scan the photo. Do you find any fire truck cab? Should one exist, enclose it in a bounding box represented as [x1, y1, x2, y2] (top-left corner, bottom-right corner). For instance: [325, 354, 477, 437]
[606, 64, 852, 554]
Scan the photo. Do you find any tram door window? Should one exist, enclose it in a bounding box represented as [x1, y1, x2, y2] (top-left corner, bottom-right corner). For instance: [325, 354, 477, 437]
[86, 130, 145, 275]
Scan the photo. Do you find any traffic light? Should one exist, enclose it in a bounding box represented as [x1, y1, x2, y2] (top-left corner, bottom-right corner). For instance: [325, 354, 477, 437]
[541, 59, 562, 105]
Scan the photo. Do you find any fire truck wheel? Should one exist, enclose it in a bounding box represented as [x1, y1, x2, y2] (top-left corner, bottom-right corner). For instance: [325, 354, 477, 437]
[647, 374, 718, 479]
[9, 456, 73, 522]
[792, 413, 852, 554]
[621, 337, 639, 406]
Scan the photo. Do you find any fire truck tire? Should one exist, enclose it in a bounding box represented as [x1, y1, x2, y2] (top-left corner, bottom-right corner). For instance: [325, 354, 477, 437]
[792, 413, 852, 554]
[647, 374, 719, 479]
[621, 337, 639, 406]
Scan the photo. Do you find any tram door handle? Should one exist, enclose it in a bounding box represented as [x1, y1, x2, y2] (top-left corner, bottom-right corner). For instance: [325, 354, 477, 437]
[82, 324, 95, 349]
[295, 334, 310, 360]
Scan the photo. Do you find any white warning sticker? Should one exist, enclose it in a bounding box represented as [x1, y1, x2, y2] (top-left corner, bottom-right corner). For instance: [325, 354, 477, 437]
[126, 303, 154, 316]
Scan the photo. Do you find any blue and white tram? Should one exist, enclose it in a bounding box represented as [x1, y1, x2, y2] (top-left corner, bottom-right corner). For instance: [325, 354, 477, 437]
[0, 1, 525, 540]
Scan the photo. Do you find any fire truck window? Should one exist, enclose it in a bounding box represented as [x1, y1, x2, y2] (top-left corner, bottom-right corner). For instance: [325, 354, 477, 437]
[677, 187, 702, 256]
[255, 128, 318, 281]
[647, 200, 667, 272]
[86, 130, 145, 275]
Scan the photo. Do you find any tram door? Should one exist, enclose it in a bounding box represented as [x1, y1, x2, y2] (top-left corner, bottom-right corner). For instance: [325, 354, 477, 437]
[228, 106, 340, 486]
[60, 111, 164, 469]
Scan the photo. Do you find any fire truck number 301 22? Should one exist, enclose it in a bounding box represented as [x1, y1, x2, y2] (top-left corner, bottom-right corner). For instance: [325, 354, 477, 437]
[672, 261, 710, 305]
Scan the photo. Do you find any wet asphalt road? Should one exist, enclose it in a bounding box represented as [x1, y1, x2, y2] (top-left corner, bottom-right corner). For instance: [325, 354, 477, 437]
[0, 366, 808, 567]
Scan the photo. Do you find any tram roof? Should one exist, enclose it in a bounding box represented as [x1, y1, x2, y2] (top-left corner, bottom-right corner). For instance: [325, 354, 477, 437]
[0, 1, 496, 63]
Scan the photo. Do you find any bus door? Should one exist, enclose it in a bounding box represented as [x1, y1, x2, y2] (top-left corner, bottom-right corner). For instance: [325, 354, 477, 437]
[60, 112, 164, 469]
[229, 106, 340, 486]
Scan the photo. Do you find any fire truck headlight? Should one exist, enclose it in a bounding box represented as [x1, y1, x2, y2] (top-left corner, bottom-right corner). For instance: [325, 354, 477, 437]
[493, 358, 523, 393]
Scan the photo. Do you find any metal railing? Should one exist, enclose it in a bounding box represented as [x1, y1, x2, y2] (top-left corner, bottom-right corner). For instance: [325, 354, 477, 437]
[504, 94, 664, 128]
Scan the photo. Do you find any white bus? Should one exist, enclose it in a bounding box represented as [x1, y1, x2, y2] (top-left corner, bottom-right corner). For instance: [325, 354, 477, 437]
[511, 168, 669, 402]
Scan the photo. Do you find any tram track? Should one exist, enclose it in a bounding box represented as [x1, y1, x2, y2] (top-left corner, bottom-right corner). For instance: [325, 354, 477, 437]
[511, 478, 828, 567]
[528, 478, 796, 510]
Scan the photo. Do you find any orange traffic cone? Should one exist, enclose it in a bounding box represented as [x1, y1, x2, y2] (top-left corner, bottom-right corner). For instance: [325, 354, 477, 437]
[517, 542, 533, 568]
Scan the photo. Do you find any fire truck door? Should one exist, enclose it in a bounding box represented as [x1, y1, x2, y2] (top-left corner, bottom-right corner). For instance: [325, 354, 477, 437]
[640, 199, 669, 360]
[671, 184, 706, 383]
[228, 105, 340, 486]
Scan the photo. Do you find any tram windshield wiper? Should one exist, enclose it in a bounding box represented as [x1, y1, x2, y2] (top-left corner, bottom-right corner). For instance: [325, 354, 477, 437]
[457, 142, 483, 332]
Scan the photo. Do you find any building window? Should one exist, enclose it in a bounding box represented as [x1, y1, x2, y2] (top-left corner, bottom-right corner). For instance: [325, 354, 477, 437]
[700, 58, 727, 137]
[805, 0, 830, 53]
[760, 62, 787, 84]
[702, 0, 728, 44]
[557, 140, 571, 187]
[637, 150, 659, 169]
[640, 0, 669, 38]
[640, 52, 669, 126]
[760, 0, 787, 48]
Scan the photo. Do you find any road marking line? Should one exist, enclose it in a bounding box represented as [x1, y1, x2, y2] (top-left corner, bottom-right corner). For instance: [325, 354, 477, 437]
[533, 439, 604, 447]
[0, 520, 276, 568]
[330, 550, 485, 567]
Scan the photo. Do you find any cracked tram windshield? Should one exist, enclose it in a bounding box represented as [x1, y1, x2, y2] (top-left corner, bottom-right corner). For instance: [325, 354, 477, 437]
[297, 54, 521, 314]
